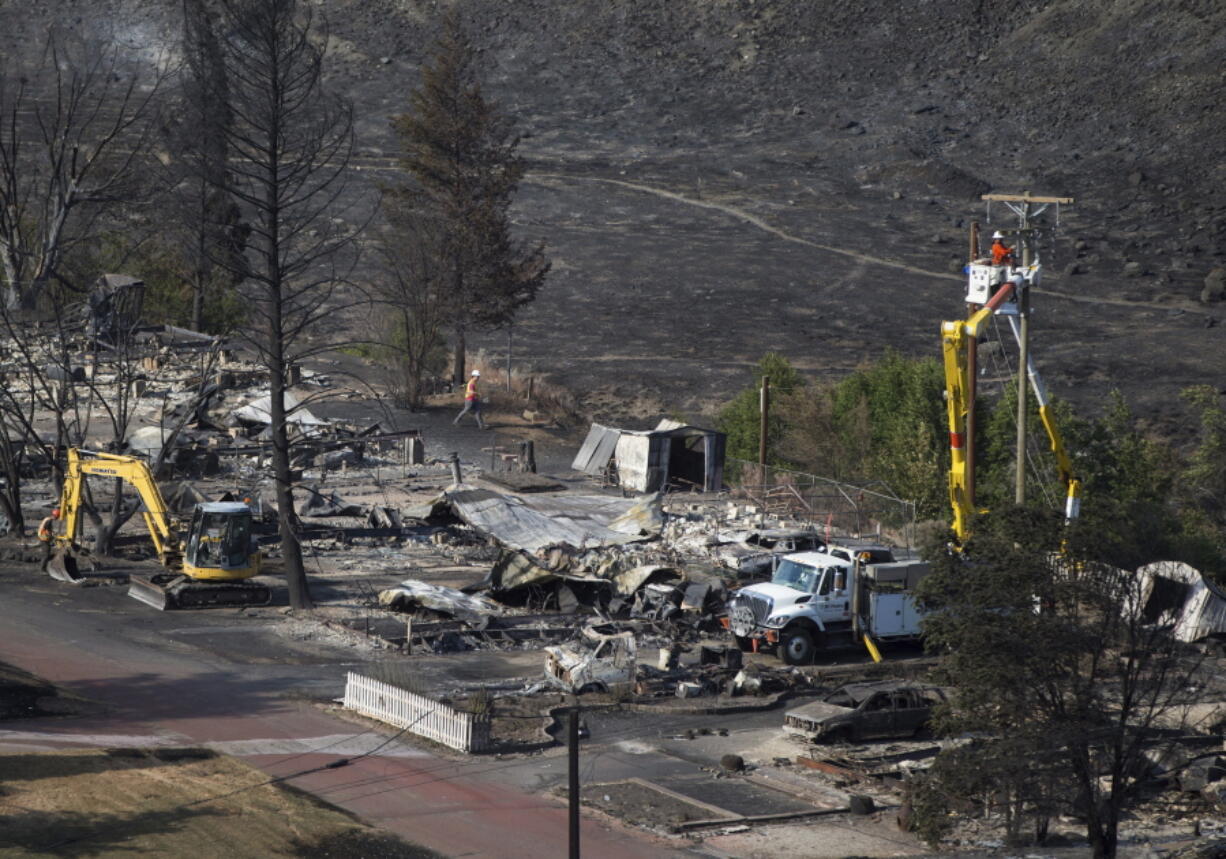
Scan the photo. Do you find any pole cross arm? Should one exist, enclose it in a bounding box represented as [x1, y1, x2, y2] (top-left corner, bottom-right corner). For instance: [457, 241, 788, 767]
[981, 193, 1074, 204]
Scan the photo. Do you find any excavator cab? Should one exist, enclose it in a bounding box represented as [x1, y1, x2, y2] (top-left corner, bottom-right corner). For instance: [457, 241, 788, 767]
[48, 448, 270, 609]
[183, 503, 259, 580]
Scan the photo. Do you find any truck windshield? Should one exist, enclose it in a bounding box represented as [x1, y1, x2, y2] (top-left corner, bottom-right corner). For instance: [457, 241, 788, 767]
[772, 559, 820, 593]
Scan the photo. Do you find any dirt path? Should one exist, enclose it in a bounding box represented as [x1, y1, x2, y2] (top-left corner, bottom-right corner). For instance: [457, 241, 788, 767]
[527, 171, 1212, 316]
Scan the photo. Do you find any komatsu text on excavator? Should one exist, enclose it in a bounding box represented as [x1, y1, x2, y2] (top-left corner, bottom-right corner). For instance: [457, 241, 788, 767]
[49, 448, 271, 610]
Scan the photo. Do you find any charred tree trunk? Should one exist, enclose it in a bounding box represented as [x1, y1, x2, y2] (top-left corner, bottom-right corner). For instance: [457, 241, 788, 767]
[452, 324, 466, 386]
[268, 308, 311, 610]
[207, 0, 355, 611]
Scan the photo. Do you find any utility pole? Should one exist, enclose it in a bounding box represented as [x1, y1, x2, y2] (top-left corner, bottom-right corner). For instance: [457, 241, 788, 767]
[758, 376, 770, 474]
[981, 192, 1073, 506]
[966, 221, 981, 508]
[568, 707, 580, 859]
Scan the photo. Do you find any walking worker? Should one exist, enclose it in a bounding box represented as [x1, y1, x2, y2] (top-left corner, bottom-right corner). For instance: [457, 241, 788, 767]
[990, 230, 1016, 267]
[453, 369, 486, 429]
[38, 508, 60, 571]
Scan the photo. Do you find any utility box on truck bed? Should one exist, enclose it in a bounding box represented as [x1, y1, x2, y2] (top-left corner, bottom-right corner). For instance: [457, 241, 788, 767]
[866, 591, 923, 638]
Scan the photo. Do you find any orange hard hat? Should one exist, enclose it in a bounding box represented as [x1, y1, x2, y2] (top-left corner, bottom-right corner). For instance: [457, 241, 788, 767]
[51, 508, 61, 518]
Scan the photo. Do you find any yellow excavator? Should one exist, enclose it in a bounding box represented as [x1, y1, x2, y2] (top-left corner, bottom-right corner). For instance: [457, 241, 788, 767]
[49, 448, 271, 610]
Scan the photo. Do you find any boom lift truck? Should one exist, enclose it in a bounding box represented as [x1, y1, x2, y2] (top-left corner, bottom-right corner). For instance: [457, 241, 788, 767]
[941, 251, 1081, 542]
[49, 448, 270, 610]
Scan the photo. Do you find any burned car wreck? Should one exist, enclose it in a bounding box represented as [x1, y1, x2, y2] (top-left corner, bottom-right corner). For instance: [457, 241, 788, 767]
[714, 527, 826, 578]
[784, 681, 946, 742]
[544, 626, 637, 694]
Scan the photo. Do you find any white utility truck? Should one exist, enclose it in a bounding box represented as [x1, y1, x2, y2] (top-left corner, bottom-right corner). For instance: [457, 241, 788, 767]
[724, 546, 931, 664]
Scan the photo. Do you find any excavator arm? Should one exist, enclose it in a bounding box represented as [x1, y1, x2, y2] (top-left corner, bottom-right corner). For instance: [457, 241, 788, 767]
[57, 448, 181, 567]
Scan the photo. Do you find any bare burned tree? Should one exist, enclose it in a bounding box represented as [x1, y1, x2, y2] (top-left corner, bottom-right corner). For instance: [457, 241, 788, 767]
[372, 209, 448, 410]
[0, 278, 222, 548]
[208, 0, 361, 610]
[0, 32, 164, 312]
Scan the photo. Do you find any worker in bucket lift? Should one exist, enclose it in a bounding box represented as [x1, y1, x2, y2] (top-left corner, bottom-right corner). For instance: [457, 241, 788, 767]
[453, 369, 486, 429]
[991, 231, 1016, 267]
[37, 508, 60, 571]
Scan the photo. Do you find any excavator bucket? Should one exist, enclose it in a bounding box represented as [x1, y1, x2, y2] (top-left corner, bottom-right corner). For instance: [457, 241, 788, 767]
[46, 548, 90, 584]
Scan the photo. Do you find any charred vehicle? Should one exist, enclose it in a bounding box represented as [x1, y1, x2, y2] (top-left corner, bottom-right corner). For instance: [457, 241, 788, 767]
[544, 627, 636, 694]
[714, 527, 825, 578]
[785, 681, 947, 742]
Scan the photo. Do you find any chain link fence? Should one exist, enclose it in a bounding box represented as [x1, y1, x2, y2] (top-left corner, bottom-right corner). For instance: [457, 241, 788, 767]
[725, 458, 919, 550]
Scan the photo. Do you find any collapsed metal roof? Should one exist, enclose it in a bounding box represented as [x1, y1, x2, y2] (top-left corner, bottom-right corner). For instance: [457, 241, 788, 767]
[444, 487, 663, 556]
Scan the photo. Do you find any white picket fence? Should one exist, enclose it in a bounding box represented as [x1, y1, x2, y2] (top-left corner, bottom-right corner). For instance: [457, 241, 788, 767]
[343, 672, 491, 753]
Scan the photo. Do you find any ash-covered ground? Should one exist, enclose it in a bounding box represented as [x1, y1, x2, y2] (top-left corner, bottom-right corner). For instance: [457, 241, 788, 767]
[4, 0, 1225, 432]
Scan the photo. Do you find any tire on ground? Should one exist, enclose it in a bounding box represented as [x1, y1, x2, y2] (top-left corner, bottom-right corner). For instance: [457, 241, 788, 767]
[720, 754, 745, 772]
[849, 794, 876, 815]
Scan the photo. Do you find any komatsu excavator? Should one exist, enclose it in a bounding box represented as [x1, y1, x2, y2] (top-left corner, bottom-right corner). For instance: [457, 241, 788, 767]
[49, 448, 271, 610]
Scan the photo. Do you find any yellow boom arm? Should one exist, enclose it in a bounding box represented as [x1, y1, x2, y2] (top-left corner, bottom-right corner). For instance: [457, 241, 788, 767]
[942, 282, 1082, 542]
[941, 282, 1016, 542]
[57, 448, 182, 567]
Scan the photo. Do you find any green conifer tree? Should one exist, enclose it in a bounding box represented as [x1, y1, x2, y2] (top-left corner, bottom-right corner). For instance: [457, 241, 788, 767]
[390, 12, 548, 384]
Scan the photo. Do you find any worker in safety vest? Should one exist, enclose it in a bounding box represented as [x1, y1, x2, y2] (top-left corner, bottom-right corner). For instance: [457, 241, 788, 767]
[37, 508, 60, 570]
[453, 369, 486, 429]
[990, 231, 1016, 267]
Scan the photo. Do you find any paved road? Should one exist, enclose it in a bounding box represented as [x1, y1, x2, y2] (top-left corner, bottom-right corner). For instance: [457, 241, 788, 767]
[0, 568, 688, 858]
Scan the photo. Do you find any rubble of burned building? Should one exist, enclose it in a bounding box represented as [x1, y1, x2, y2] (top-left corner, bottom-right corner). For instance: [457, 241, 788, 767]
[7, 306, 1226, 853]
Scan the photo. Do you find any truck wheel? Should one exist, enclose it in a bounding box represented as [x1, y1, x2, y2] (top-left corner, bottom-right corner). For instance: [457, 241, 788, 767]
[781, 628, 816, 665]
[733, 635, 754, 652]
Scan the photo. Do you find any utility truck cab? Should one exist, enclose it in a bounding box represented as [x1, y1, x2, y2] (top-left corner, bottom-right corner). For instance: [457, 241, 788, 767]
[724, 545, 930, 665]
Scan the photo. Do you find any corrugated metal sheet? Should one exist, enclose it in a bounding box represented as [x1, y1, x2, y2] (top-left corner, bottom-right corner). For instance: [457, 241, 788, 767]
[1138, 561, 1226, 641]
[571, 423, 621, 474]
[614, 433, 660, 493]
[446, 488, 662, 555]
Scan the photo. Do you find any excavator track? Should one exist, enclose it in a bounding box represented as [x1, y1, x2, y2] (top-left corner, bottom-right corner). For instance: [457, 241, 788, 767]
[128, 574, 273, 611]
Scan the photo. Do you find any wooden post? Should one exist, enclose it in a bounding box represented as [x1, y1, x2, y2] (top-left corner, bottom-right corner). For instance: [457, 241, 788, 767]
[1015, 201, 1033, 506]
[758, 377, 770, 474]
[569, 707, 580, 859]
[978, 192, 1074, 509]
